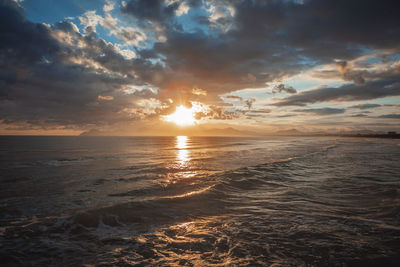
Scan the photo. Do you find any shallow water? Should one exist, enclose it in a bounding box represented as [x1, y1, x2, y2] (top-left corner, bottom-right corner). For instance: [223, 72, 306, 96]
[0, 136, 399, 266]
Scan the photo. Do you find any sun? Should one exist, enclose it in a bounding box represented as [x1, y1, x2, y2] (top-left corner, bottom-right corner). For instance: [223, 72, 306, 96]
[163, 105, 196, 126]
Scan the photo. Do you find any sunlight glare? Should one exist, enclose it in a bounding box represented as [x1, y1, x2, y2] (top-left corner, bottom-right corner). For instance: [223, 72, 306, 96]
[176, 136, 189, 162]
[164, 105, 196, 126]
[176, 135, 188, 149]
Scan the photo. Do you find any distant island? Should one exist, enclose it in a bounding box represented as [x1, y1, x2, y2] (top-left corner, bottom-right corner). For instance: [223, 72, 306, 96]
[79, 129, 107, 136]
[340, 132, 400, 139]
[271, 129, 400, 139]
[79, 128, 400, 139]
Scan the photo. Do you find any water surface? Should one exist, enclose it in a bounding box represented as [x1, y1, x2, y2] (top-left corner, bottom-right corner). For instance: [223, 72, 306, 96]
[0, 136, 399, 266]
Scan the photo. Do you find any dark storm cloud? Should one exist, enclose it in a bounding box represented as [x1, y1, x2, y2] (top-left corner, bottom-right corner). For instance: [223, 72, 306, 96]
[138, 29, 288, 97]
[0, 1, 59, 70]
[274, 79, 400, 106]
[336, 61, 365, 85]
[0, 0, 155, 128]
[122, 0, 178, 23]
[243, 0, 400, 54]
[123, 0, 400, 100]
[2, 0, 400, 130]
[294, 108, 345, 116]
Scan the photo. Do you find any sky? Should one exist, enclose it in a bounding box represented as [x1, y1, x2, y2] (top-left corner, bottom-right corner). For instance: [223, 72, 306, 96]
[0, 0, 399, 135]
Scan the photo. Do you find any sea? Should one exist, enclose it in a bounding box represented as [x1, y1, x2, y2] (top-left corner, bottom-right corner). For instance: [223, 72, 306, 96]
[0, 136, 399, 266]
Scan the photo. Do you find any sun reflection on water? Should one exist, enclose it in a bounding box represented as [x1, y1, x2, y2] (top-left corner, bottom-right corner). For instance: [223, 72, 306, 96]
[176, 136, 190, 163]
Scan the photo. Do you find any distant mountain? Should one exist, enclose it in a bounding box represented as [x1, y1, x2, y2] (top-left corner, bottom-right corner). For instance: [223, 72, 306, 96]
[79, 129, 106, 136]
[174, 126, 260, 136]
[338, 129, 384, 135]
[203, 127, 260, 136]
[308, 131, 329, 136]
[273, 129, 304, 136]
[78, 127, 260, 137]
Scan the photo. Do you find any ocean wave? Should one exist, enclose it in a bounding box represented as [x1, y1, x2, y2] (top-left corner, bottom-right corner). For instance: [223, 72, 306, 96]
[1, 137, 399, 266]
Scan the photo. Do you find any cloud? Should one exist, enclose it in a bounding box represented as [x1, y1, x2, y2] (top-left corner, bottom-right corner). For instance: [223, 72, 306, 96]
[244, 98, 255, 110]
[121, 0, 400, 103]
[103, 0, 115, 12]
[225, 95, 243, 101]
[272, 84, 297, 94]
[193, 105, 239, 120]
[336, 61, 365, 84]
[245, 108, 271, 118]
[79, 11, 103, 31]
[248, 109, 271, 114]
[276, 114, 296, 118]
[274, 80, 400, 106]
[206, 1, 236, 32]
[98, 95, 114, 101]
[378, 114, 400, 119]
[175, 1, 190, 16]
[192, 87, 207, 96]
[0, 0, 157, 129]
[79, 9, 147, 47]
[349, 104, 381, 109]
[2, 0, 400, 131]
[294, 108, 346, 115]
[117, 26, 147, 46]
[121, 0, 179, 23]
[350, 114, 368, 118]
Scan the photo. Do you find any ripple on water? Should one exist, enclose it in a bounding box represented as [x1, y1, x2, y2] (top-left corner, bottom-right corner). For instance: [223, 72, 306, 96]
[0, 136, 399, 265]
